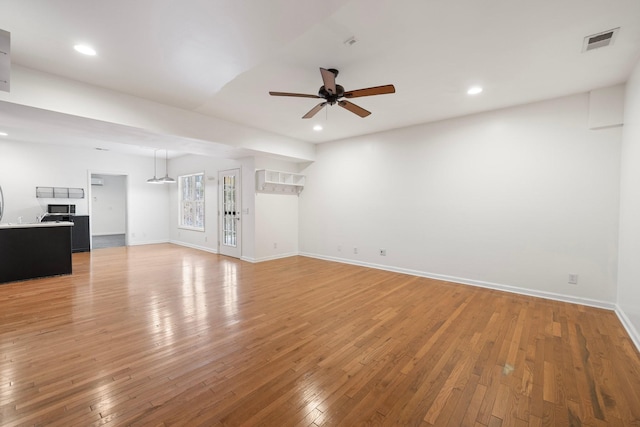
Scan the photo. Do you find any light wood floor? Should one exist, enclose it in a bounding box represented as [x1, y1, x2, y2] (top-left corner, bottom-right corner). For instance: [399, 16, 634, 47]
[1, 244, 639, 426]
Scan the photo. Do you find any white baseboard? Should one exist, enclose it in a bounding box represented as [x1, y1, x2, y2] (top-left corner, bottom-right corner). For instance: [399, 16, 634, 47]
[614, 306, 640, 352]
[252, 252, 299, 263]
[298, 252, 616, 311]
[127, 239, 170, 246]
[300, 253, 640, 352]
[92, 231, 126, 237]
[169, 240, 218, 254]
[123, 244, 640, 352]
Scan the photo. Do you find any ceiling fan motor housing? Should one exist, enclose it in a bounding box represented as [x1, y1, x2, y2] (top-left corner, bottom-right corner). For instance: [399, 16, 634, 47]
[318, 84, 345, 105]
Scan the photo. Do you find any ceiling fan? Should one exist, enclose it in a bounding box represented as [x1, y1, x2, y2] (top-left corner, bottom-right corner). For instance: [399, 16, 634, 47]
[269, 67, 395, 119]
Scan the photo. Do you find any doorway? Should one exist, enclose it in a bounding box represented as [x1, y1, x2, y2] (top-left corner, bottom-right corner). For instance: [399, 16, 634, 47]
[90, 174, 127, 249]
[218, 168, 241, 258]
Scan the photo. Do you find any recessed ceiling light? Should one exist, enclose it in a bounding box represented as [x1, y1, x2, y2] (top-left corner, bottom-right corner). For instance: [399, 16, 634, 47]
[74, 44, 97, 56]
[0, 132, 7, 136]
[313, 125, 323, 131]
[467, 86, 483, 95]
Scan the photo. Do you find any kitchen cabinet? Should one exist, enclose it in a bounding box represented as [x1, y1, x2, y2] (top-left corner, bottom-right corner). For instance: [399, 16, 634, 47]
[41, 214, 90, 252]
[0, 222, 73, 284]
[71, 215, 90, 252]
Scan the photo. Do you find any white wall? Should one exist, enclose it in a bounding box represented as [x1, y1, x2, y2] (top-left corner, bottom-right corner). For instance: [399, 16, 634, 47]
[588, 84, 625, 130]
[168, 154, 240, 253]
[239, 157, 256, 261]
[617, 58, 640, 344]
[165, 152, 302, 262]
[234, 156, 301, 262]
[254, 157, 301, 261]
[90, 175, 126, 235]
[0, 138, 301, 261]
[0, 139, 170, 245]
[299, 92, 622, 304]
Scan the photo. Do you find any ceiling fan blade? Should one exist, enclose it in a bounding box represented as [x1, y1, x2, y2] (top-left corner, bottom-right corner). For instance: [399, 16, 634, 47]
[343, 84, 396, 98]
[302, 102, 327, 119]
[338, 100, 371, 118]
[269, 91, 320, 99]
[320, 68, 337, 95]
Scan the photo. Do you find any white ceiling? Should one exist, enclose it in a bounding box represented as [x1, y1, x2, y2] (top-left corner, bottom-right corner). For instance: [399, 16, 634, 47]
[1, 0, 639, 157]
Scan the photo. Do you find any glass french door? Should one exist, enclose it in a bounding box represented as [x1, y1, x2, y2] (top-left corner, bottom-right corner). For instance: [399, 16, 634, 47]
[218, 169, 241, 258]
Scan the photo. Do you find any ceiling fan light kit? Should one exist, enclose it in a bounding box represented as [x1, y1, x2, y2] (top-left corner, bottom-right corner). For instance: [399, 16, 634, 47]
[269, 67, 395, 119]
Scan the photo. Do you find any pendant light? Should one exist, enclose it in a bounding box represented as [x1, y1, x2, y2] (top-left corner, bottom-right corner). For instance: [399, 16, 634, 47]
[160, 149, 176, 184]
[147, 150, 162, 184]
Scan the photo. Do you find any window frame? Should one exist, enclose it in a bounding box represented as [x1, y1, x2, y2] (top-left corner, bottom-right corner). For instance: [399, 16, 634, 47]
[178, 172, 205, 231]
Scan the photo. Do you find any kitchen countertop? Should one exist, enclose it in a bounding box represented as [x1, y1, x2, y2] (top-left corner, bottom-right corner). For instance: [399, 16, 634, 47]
[0, 222, 74, 229]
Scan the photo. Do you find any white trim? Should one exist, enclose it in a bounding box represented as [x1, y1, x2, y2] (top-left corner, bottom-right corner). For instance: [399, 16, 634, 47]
[614, 306, 640, 352]
[177, 226, 206, 232]
[252, 252, 299, 263]
[218, 168, 242, 259]
[298, 252, 616, 311]
[92, 231, 126, 237]
[169, 240, 218, 254]
[127, 239, 169, 246]
[301, 250, 640, 352]
[178, 172, 205, 231]
[140, 243, 640, 352]
[87, 170, 130, 250]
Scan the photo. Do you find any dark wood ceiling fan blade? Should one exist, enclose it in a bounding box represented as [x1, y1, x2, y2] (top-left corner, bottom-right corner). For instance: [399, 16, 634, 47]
[302, 102, 327, 119]
[320, 68, 337, 95]
[343, 84, 396, 98]
[338, 100, 371, 118]
[269, 91, 320, 99]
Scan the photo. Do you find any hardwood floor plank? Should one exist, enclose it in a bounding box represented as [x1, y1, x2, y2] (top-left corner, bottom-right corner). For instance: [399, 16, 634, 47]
[0, 245, 639, 426]
[461, 382, 487, 426]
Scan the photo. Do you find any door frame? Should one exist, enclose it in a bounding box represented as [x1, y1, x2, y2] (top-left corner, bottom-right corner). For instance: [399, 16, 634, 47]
[87, 170, 129, 249]
[218, 168, 242, 258]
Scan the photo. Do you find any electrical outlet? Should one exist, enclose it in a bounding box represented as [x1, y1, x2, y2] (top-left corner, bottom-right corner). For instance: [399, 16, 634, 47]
[568, 274, 578, 285]
[353, 247, 358, 254]
[273, 242, 277, 249]
[380, 249, 386, 256]
[205, 236, 208, 242]
[337, 245, 342, 252]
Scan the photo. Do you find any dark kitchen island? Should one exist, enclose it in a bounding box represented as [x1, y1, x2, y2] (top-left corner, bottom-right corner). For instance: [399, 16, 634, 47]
[0, 222, 73, 284]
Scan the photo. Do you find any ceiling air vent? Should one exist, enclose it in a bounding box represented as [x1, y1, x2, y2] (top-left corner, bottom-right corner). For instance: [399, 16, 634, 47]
[582, 28, 619, 52]
[0, 29, 9, 92]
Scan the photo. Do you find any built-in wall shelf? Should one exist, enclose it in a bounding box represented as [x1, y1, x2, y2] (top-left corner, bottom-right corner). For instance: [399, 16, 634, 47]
[36, 187, 85, 199]
[255, 169, 305, 195]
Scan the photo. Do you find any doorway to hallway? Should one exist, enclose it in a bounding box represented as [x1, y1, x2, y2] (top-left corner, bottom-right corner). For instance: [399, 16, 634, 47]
[90, 173, 127, 249]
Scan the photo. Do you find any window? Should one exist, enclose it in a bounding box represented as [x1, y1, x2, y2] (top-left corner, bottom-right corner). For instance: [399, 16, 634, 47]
[179, 173, 205, 230]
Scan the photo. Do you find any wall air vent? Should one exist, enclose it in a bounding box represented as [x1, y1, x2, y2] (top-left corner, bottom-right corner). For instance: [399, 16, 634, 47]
[582, 28, 619, 52]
